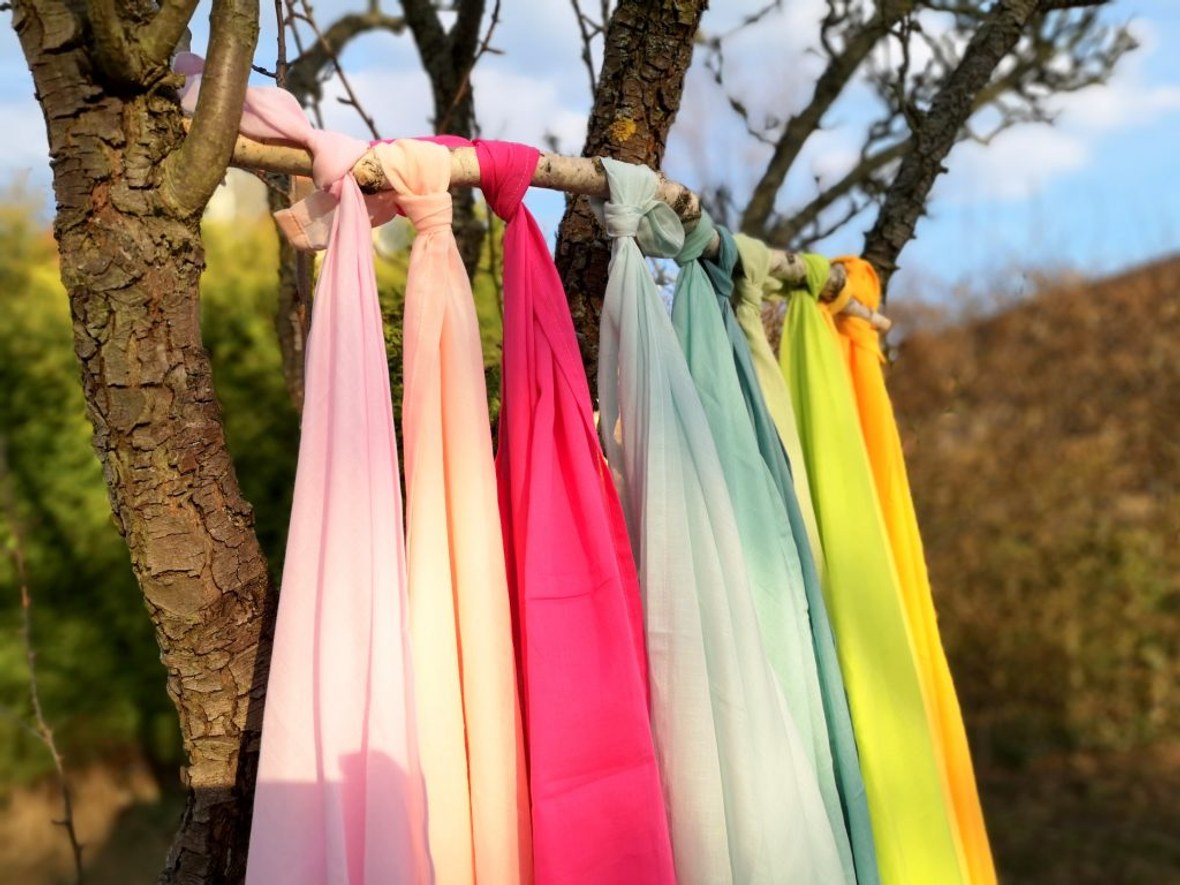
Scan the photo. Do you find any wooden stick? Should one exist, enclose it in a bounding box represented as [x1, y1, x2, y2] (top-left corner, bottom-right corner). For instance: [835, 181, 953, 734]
[215, 127, 892, 331]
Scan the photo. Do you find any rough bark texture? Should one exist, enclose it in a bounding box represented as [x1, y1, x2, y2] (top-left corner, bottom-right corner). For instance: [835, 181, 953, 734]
[554, 0, 709, 402]
[13, 1, 273, 882]
[862, 0, 1042, 291]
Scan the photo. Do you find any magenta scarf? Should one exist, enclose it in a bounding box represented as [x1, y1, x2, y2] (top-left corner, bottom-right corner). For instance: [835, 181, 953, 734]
[465, 140, 675, 884]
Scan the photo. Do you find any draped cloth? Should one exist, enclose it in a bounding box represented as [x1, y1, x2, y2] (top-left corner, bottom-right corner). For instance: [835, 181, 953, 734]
[834, 257, 995, 885]
[779, 255, 965, 885]
[595, 158, 844, 884]
[731, 234, 825, 576]
[175, 56, 432, 884]
[707, 230, 879, 885]
[368, 139, 531, 885]
[670, 216, 854, 884]
[473, 140, 674, 884]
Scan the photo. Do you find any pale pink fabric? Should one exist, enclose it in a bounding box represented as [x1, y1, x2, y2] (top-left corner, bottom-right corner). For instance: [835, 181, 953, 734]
[176, 55, 433, 884]
[372, 139, 532, 885]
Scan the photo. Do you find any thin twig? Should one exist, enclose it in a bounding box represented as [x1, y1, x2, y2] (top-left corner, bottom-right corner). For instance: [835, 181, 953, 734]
[0, 438, 84, 884]
[568, 0, 600, 97]
[274, 0, 288, 87]
[292, 0, 381, 138]
[283, 0, 323, 127]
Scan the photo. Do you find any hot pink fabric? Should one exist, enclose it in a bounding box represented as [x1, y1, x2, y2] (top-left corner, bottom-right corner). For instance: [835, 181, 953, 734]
[176, 56, 433, 885]
[371, 139, 532, 885]
[471, 140, 675, 884]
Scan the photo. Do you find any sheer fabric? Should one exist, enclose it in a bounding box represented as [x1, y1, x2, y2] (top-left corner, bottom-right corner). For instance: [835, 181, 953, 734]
[731, 234, 825, 574]
[780, 254, 965, 885]
[834, 256, 994, 885]
[710, 230, 880, 885]
[176, 57, 433, 885]
[477, 140, 674, 885]
[595, 159, 844, 884]
[670, 216, 854, 884]
[371, 139, 531, 885]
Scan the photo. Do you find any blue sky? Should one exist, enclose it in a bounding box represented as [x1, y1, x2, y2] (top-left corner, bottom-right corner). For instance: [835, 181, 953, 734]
[1, 1, 1177, 302]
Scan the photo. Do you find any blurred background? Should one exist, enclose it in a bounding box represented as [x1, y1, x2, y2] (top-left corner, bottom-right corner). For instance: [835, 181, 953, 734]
[1, 1, 1177, 881]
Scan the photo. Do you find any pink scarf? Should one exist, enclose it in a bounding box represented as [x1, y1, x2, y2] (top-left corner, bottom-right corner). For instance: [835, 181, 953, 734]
[175, 56, 433, 884]
[470, 140, 675, 884]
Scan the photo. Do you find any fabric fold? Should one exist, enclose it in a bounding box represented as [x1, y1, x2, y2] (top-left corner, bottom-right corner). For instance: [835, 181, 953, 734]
[595, 158, 844, 884]
[700, 229, 881, 885]
[780, 253, 966, 885]
[176, 57, 432, 885]
[372, 138, 531, 885]
[671, 215, 854, 884]
[474, 139, 675, 885]
[834, 256, 995, 885]
[731, 234, 825, 574]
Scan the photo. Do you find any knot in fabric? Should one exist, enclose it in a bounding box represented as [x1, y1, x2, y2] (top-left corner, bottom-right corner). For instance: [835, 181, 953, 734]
[475, 140, 538, 221]
[305, 129, 371, 189]
[675, 213, 717, 267]
[398, 193, 453, 234]
[595, 158, 684, 258]
[733, 234, 783, 310]
[833, 256, 881, 312]
[797, 254, 832, 303]
[371, 139, 454, 233]
[833, 255, 884, 360]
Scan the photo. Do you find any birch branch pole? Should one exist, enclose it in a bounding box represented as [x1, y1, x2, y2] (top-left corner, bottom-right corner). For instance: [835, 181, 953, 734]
[220, 128, 892, 331]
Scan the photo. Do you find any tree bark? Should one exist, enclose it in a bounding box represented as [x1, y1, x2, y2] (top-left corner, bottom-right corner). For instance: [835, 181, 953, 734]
[13, 1, 273, 882]
[862, 0, 1044, 291]
[554, 0, 709, 401]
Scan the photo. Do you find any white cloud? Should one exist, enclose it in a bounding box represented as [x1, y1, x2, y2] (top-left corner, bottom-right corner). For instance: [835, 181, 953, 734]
[939, 125, 1089, 203]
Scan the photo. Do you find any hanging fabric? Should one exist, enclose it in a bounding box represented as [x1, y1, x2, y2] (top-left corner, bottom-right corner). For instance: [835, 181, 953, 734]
[731, 234, 825, 576]
[701, 229, 880, 885]
[174, 57, 433, 884]
[670, 214, 855, 884]
[595, 158, 845, 884]
[369, 138, 531, 885]
[455, 139, 675, 884]
[833, 257, 995, 885]
[779, 254, 966, 885]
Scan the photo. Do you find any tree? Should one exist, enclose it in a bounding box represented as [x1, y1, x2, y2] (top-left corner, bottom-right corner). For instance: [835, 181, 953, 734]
[8, 0, 1126, 879]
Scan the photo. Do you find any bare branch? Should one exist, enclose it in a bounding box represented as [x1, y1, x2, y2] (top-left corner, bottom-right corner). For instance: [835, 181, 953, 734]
[160, 0, 260, 216]
[739, 4, 900, 235]
[862, 0, 1044, 290]
[569, 0, 602, 96]
[140, 0, 201, 67]
[436, 0, 502, 135]
[285, 9, 405, 103]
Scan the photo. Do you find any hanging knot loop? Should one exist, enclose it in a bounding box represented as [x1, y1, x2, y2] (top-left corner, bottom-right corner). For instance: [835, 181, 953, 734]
[833, 256, 885, 360]
[793, 254, 832, 303]
[594, 158, 684, 258]
[732, 234, 783, 310]
[674, 212, 716, 266]
[474, 140, 539, 221]
[398, 193, 453, 234]
[372, 139, 453, 234]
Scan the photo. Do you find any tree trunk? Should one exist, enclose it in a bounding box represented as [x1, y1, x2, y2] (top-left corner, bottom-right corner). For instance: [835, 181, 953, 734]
[554, 0, 708, 401]
[13, 2, 273, 882]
